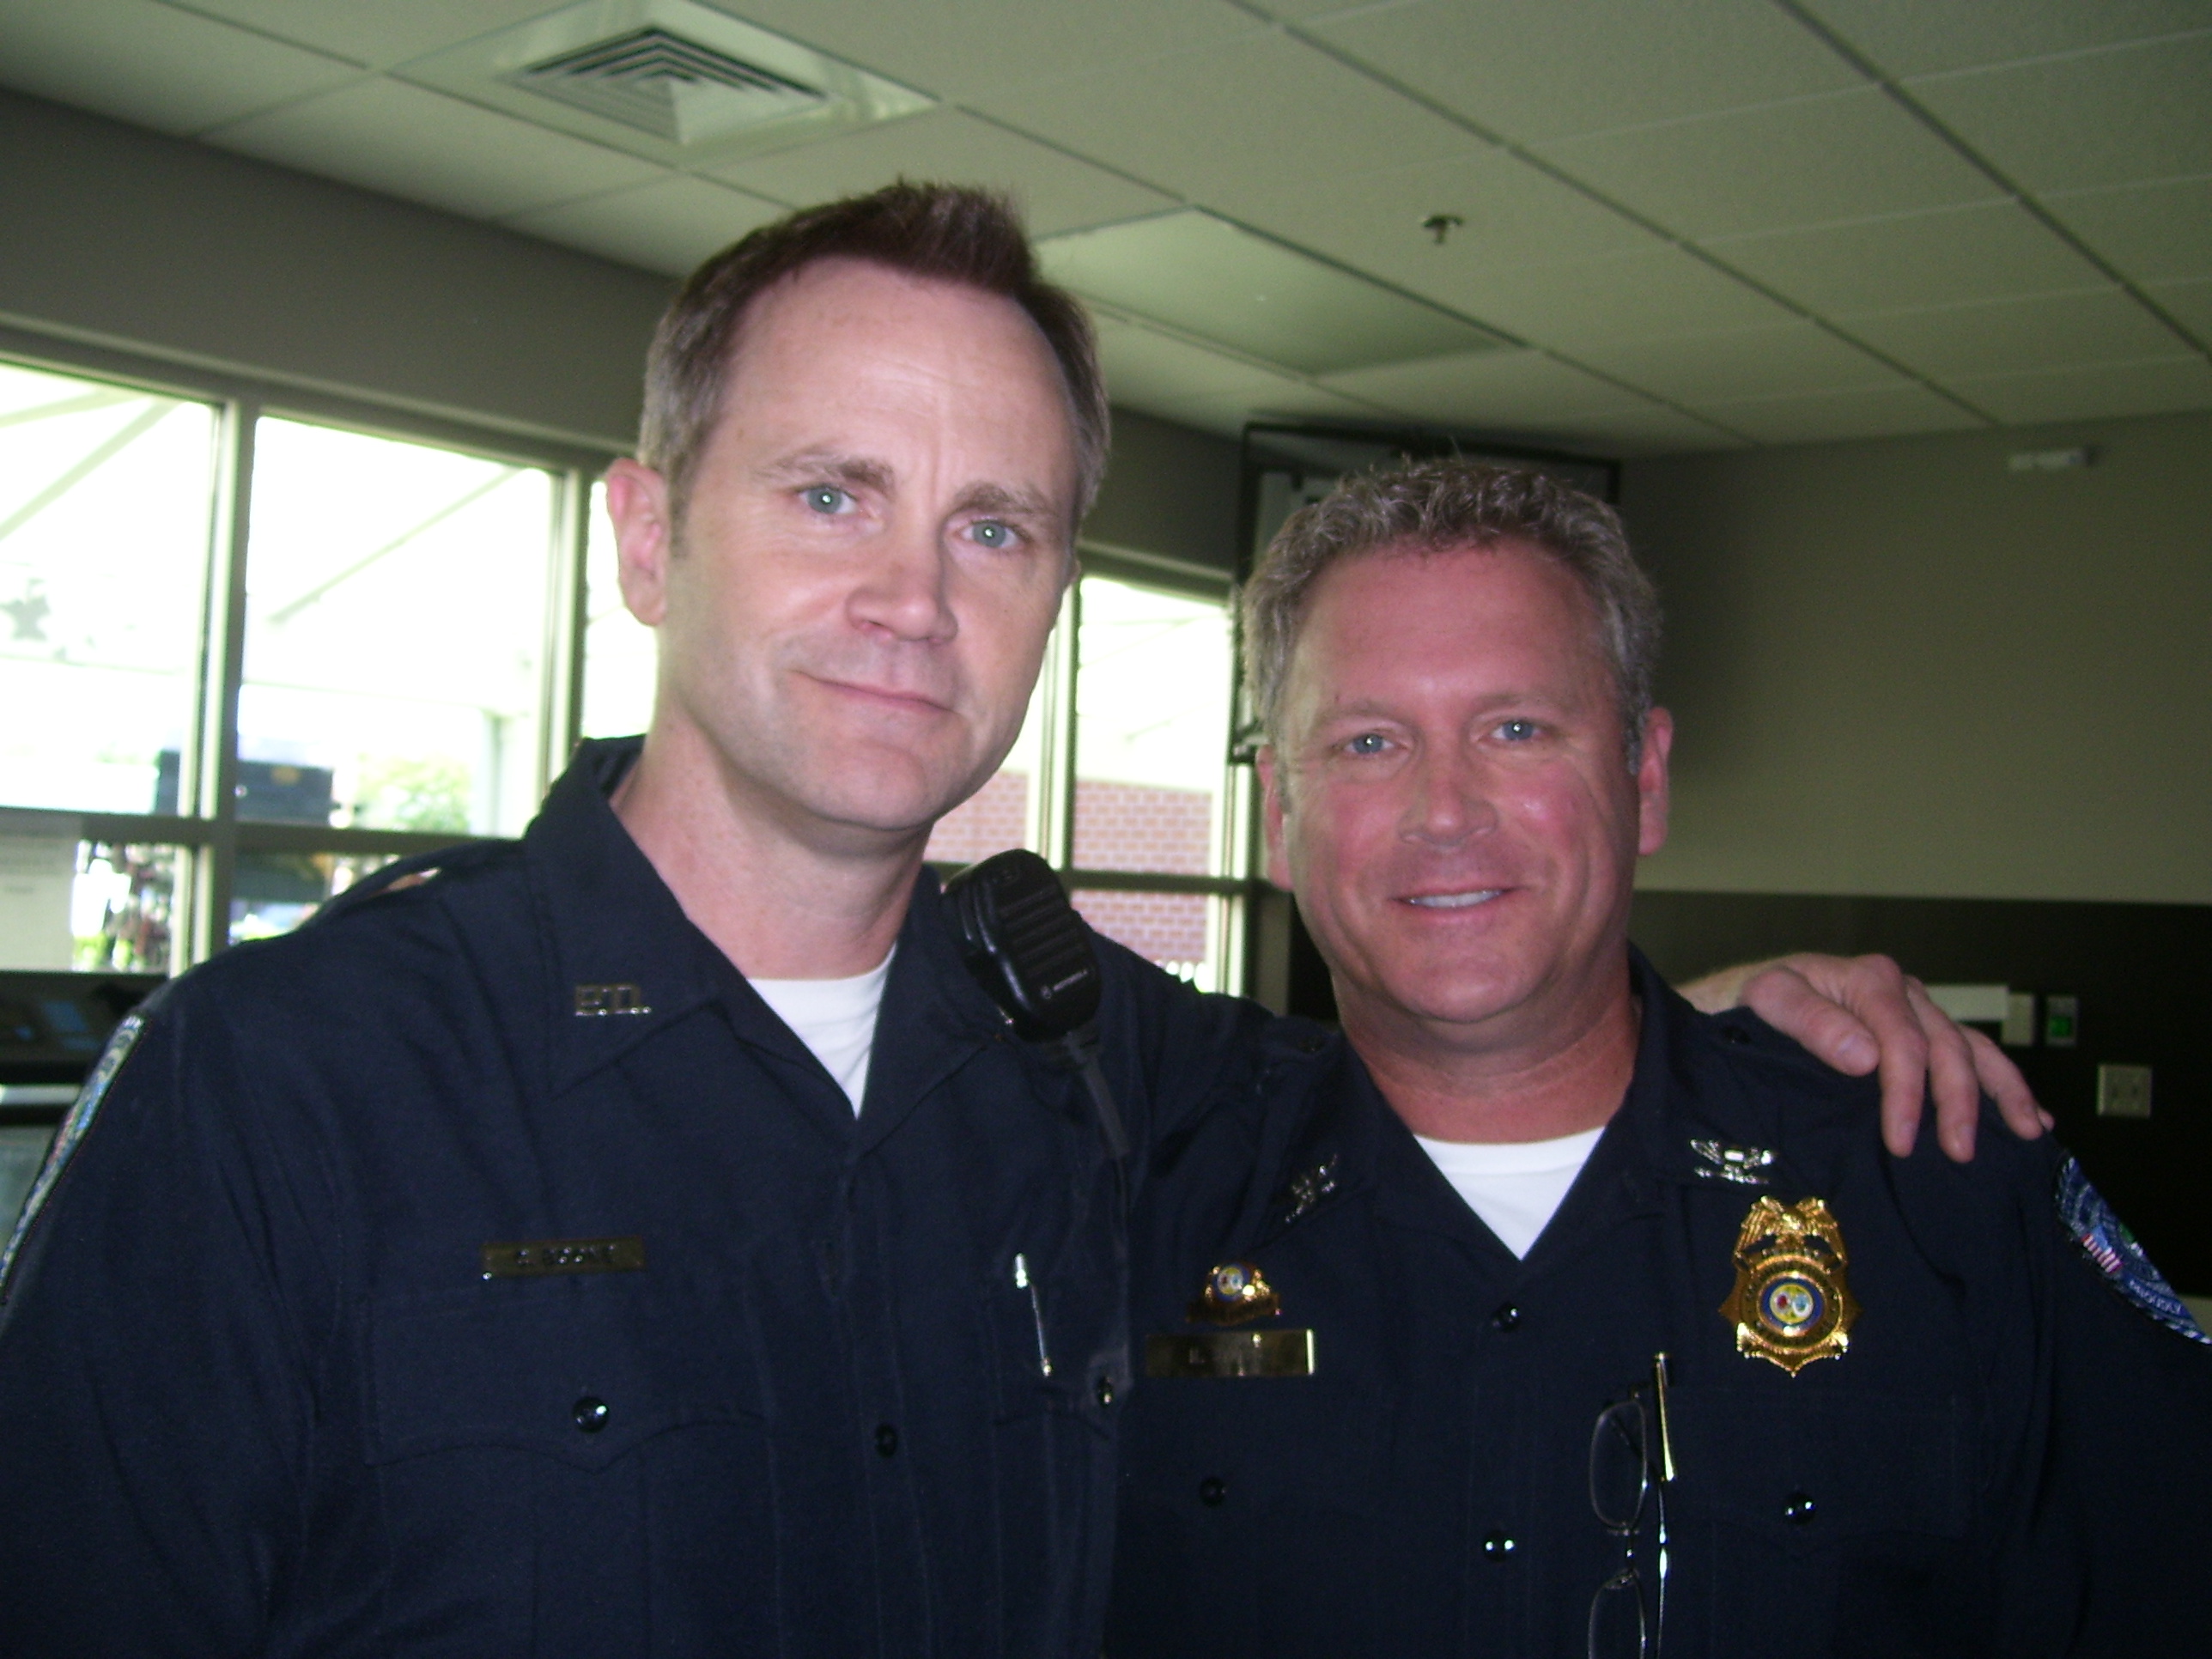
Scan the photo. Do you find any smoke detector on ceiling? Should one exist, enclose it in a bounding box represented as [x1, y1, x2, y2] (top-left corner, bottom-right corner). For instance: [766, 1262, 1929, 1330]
[404, 0, 933, 166]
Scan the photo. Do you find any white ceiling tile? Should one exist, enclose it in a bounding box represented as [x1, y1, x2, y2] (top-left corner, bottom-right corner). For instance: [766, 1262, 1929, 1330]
[1906, 34, 2212, 192]
[1137, 382, 1394, 439]
[1706, 200, 2112, 315]
[1532, 402, 1748, 456]
[0, 0, 357, 136]
[1572, 322, 1900, 405]
[1796, 0, 2212, 78]
[1844, 288, 2192, 379]
[1318, 347, 1655, 427]
[503, 175, 782, 276]
[1688, 382, 1981, 445]
[1042, 211, 1504, 375]
[703, 0, 1261, 102]
[706, 109, 1174, 235]
[1452, 246, 1798, 348]
[1533, 87, 2002, 239]
[1309, 0, 1860, 144]
[1944, 356, 2212, 423]
[1235, 0, 1378, 17]
[1091, 315, 1301, 407]
[1231, 148, 1658, 307]
[2143, 276, 2212, 340]
[2044, 174, 2212, 285]
[206, 78, 665, 220]
[167, 0, 575, 70]
[969, 29, 1483, 201]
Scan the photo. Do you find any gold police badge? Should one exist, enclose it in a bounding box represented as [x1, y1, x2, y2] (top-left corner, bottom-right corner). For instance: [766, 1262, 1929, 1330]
[1720, 1197, 1859, 1375]
[1188, 1261, 1279, 1327]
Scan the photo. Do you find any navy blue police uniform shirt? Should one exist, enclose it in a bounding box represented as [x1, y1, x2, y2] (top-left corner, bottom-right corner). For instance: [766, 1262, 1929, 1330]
[0, 737, 1269, 1659]
[1109, 950, 2212, 1658]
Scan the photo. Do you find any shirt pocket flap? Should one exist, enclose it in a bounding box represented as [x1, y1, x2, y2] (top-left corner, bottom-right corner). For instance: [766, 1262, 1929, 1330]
[1668, 1385, 1967, 1545]
[366, 1275, 764, 1471]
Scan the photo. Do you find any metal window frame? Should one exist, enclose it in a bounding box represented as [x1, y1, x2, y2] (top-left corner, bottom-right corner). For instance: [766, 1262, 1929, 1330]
[1, 324, 1273, 998]
[1054, 554, 1256, 998]
[0, 326, 618, 974]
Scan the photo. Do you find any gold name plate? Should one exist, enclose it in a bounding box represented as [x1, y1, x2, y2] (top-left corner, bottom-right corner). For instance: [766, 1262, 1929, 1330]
[481, 1237, 646, 1279]
[1145, 1328, 1315, 1379]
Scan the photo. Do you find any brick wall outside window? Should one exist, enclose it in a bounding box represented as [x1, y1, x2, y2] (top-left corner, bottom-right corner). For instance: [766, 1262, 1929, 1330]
[1072, 781, 1212, 876]
[1070, 888, 1208, 980]
[926, 769, 1218, 976]
[924, 769, 1029, 867]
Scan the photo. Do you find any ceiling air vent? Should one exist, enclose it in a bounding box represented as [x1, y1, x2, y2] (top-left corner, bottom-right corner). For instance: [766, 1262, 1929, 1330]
[511, 27, 824, 147]
[402, 0, 933, 167]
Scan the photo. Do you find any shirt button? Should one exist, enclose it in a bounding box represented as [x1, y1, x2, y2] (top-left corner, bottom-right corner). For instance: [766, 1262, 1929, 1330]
[1198, 1476, 1227, 1508]
[1784, 1489, 1817, 1525]
[1095, 1375, 1116, 1408]
[875, 1423, 899, 1458]
[1490, 1303, 1522, 1332]
[1482, 1530, 1516, 1559]
[1723, 1024, 1752, 1046]
[572, 1396, 609, 1433]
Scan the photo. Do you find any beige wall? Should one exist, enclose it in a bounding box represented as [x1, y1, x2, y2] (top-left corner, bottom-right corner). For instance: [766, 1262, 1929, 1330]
[1626, 410, 2212, 904]
[0, 88, 1235, 566]
[0, 90, 673, 452]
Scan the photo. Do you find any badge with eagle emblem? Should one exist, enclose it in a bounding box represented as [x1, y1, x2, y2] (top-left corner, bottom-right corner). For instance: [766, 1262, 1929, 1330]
[1720, 1196, 1859, 1375]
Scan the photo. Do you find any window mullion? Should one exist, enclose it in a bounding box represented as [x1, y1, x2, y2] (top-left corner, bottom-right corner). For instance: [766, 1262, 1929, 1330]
[541, 467, 592, 793]
[1031, 582, 1079, 871]
[182, 399, 257, 969]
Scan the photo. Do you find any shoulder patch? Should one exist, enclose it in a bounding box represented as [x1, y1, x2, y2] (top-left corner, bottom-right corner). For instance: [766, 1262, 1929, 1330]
[2057, 1155, 2209, 1345]
[0, 1008, 150, 1297]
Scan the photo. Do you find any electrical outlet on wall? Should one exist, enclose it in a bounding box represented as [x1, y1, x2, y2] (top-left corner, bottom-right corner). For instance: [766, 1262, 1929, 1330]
[2096, 1065, 2153, 1120]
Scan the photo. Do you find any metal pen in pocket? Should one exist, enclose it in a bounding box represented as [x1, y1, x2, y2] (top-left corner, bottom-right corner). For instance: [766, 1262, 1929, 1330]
[1012, 1252, 1052, 1376]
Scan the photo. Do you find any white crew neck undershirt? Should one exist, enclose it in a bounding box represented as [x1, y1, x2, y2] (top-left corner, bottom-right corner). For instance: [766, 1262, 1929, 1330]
[750, 951, 896, 1115]
[1413, 1126, 1607, 1259]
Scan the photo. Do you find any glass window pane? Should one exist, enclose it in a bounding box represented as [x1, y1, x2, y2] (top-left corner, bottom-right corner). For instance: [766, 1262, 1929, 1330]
[925, 673, 1046, 867]
[1070, 888, 1226, 992]
[0, 362, 216, 814]
[580, 480, 656, 740]
[240, 418, 556, 837]
[0, 834, 181, 975]
[73, 840, 181, 975]
[1072, 575, 1232, 875]
[228, 850, 396, 947]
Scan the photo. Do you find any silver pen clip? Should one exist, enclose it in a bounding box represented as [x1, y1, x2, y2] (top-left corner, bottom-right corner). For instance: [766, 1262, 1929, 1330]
[1013, 1252, 1052, 1376]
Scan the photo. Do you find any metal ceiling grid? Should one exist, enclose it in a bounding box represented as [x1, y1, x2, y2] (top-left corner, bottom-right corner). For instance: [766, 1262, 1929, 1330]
[0, 0, 2203, 453]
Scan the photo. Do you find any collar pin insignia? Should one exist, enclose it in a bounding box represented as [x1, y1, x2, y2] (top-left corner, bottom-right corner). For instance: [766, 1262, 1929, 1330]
[1691, 1139, 1775, 1186]
[1720, 1196, 1859, 1375]
[1279, 1154, 1340, 1223]
[574, 982, 650, 1017]
[1189, 1261, 1280, 1327]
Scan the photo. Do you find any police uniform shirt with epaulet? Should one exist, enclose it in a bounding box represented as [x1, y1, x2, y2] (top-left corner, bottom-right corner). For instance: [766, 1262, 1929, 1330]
[0, 737, 1269, 1659]
[1107, 950, 2212, 1658]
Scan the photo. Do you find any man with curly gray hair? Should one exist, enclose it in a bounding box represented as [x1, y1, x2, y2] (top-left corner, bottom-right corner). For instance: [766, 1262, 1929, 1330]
[1108, 456, 2208, 1659]
[1243, 459, 1660, 765]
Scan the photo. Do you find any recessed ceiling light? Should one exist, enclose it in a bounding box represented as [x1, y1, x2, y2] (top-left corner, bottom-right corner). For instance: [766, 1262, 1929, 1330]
[401, 0, 932, 167]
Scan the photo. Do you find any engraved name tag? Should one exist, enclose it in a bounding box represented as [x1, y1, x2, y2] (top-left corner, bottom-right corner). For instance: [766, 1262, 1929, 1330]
[573, 983, 650, 1016]
[1144, 1328, 1315, 1379]
[481, 1237, 646, 1279]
